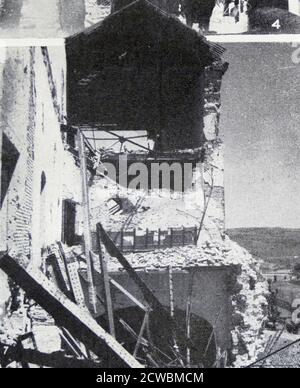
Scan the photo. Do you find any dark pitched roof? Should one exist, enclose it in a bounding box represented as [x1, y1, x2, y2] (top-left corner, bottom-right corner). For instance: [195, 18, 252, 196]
[65, 0, 226, 142]
[66, 0, 224, 65]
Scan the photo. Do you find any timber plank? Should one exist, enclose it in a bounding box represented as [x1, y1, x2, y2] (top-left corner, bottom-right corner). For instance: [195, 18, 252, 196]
[0, 254, 143, 368]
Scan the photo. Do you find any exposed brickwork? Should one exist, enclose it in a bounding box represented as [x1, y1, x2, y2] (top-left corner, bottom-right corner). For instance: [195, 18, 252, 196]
[203, 61, 229, 140]
[41, 47, 62, 122]
[0, 46, 80, 265]
[0, 48, 36, 261]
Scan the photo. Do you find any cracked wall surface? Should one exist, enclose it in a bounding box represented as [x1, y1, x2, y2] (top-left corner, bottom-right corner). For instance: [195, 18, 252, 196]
[0, 46, 82, 311]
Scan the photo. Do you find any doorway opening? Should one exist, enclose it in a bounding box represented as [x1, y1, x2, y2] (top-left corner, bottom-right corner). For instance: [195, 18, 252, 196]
[61, 199, 77, 246]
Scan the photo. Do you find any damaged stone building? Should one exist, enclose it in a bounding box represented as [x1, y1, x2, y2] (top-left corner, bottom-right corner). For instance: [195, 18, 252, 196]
[0, 45, 83, 336]
[0, 45, 83, 262]
[0, 0, 268, 368]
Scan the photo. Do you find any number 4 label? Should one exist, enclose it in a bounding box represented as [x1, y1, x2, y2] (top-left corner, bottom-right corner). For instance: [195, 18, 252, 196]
[272, 19, 281, 30]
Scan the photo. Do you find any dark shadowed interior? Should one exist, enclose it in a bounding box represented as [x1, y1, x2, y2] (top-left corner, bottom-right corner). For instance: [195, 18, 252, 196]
[97, 306, 217, 367]
[66, 0, 222, 150]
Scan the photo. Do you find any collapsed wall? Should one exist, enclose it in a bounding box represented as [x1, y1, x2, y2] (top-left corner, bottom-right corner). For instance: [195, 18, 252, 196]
[0, 47, 36, 259]
[89, 60, 228, 242]
[0, 46, 37, 344]
[90, 184, 268, 366]
[99, 238, 267, 366]
[89, 55, 269, 366]
[0, 5, 269, 367]
[0, 46, 82, 345]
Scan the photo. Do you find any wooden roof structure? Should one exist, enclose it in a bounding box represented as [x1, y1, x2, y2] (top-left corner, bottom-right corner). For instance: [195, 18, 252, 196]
[66, 0, 225, 150]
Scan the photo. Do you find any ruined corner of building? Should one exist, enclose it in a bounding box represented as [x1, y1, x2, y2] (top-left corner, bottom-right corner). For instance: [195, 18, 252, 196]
[0, 3, 270, 369]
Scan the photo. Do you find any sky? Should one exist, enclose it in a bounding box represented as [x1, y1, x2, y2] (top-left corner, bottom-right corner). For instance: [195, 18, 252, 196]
[220, 42, 300, 229]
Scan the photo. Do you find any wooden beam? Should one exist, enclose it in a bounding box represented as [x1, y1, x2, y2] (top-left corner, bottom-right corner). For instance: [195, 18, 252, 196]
[59, 327, 90, 359]
[0, 254, 144, 368]
[133, 311, 149, 358]
[77, 129, 97, 313]
[97, 223, 165, 312]
[168, 266, 174, 318]
[106, 130, 150, 152]
[57, 243, 77, 300]
[97, 223, 197, 355]
[66, 260, 86, 309]
[110, 279, 149, 313]
[78, 259, 149, 314]
[46, 253, 72, 299]
[58, 328, 85, 359]
[55, 245, 86, 309]
[97, 224, 116, 337]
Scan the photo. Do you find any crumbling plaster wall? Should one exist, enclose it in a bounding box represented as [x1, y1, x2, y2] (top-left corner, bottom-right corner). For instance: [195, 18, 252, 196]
[30, 46, 64, 266]
[0, 47, 9, 310]
[0, 45, 81, 270]
[90, 59, 228, 243]
[0, 45, 82, 333]
[31, 45, 82, 267]
[0, 47, 35, 311]
[89, 52, 268, 366]
[95, 266, 238, 354]
[95, 237, 268, 366]
[0, 47, 35, 259]
[201, 61, 229, 239]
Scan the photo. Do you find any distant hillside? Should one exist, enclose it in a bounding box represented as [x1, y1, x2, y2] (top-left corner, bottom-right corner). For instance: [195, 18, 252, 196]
[227, 228, 300, 260]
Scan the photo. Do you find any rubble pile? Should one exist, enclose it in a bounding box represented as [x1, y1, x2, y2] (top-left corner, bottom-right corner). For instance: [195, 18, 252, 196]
[0, 272, 10, 311]
[0, 313, 25, 347]
[0, 289, 28, 348]
[90, 179, 224, 243]
[103, 237, 269, 367]
[228, 242, 269, 367]
[89, 173, 269, 366]
[28, 304, 61, 354]
[259, 331, 300, 368]
[0, 275, 60, 356]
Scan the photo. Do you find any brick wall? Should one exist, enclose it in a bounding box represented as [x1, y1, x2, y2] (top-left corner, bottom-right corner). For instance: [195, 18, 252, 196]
[0, 47, 36, 261]
[31, 46, 82, 266]
[0, 45, 82, 268]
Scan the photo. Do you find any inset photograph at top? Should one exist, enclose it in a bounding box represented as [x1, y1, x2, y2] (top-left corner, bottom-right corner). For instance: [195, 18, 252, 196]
[1, 0, 300, 38]
[178, 0, 300, 35]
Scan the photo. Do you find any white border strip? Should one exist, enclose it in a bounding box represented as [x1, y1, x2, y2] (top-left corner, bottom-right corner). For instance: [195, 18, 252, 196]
[207, 34, 300, 43]
[0, 39, 65, 47]
[0, 35, 300, 46]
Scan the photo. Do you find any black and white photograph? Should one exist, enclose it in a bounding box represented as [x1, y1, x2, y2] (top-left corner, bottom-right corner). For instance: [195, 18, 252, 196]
[0, 0, 300, 375]
[1, 1, 300, 37]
